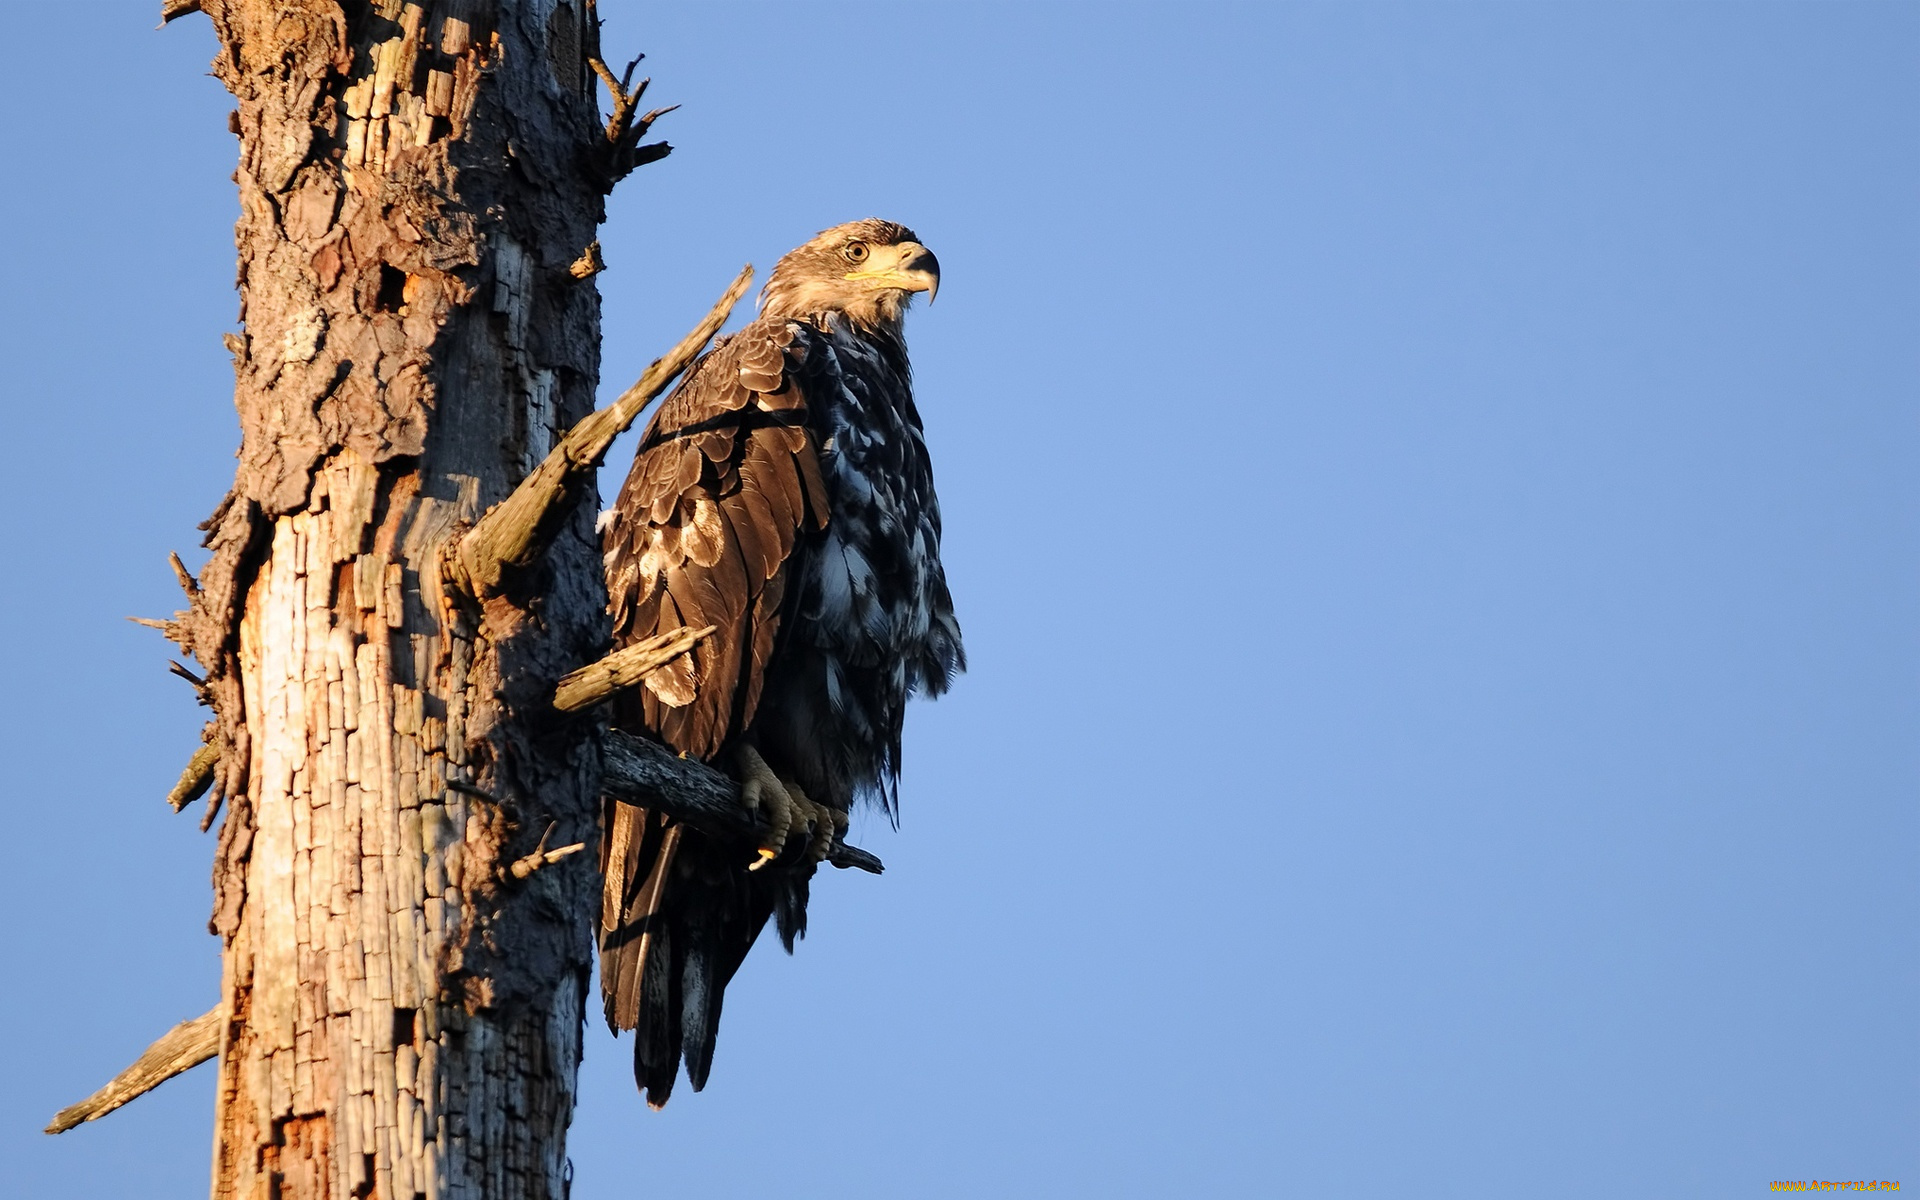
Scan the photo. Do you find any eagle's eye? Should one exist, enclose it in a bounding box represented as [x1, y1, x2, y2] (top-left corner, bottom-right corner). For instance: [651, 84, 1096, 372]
[842, 241, 870, 264]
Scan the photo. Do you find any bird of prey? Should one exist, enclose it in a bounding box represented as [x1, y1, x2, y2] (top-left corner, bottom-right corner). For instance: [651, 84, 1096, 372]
[598, 219, 964, 1106]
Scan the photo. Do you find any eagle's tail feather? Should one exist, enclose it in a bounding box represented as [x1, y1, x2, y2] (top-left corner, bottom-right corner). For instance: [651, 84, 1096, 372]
[774, 869, 810, 952]
[680, 918, 724, 1091]
[602, 817, 790, 1106]
[634, 919, 680, 1108]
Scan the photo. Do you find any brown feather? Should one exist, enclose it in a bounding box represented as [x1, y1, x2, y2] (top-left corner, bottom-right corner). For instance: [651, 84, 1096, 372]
[735, 473, 783, 573]
[671, 444, 704, 496]
[738, 365, 784, 394]
[719, 491, 771, 586]
[681, 496, 725, 568]
[643, 590, 697, 709]
[618, 820, 680, 1030]
[602, 800, 637, 934]
[741, 573, 785, 726]
[734, 327, 788, 393]
[750, 432, 805, 546]
[698, 526, 751, 752]
[757, 381, 804, 412]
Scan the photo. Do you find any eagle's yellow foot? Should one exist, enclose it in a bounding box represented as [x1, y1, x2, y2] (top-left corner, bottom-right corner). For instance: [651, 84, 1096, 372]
[733, 746, 841, 870]
[803, 803, 849, 867]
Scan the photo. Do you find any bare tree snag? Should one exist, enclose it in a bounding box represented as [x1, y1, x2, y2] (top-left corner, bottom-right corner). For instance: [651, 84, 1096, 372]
[140, 3, 670, 1196]
[44, 1008, 225, 1134]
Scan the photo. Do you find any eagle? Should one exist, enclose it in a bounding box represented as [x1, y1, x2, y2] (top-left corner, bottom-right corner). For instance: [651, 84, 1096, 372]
[598, 219, 964, 1106]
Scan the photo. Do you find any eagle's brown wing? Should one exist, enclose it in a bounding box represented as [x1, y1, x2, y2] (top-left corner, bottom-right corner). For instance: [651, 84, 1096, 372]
[604, 316, 828, 757]
[598, 316, 829, 1104]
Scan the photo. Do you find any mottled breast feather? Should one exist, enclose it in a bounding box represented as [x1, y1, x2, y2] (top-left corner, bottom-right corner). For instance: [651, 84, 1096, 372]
[766, 312, 965, 813]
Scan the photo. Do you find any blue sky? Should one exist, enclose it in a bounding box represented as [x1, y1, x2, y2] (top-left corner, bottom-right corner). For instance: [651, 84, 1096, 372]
[1, 3, 1914, 1197]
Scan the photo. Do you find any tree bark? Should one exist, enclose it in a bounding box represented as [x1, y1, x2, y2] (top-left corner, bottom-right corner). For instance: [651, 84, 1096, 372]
[164, 3, 654, 1196]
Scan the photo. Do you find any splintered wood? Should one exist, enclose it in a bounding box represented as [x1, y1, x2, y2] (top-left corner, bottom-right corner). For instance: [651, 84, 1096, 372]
[551, 625, 714, 712]
[181, 1, 628, 1197]
[44, 1008, 226, 1134]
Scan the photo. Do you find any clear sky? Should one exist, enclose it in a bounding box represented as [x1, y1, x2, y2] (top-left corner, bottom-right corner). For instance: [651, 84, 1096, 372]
[1, 3, 1913, 1197]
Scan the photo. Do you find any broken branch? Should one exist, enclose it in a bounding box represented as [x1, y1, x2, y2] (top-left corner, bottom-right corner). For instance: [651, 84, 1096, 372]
[600, 729, 884, 874]
[582, 0, 675, 184]
[506, 822, 587, 880]
[568, 240, 606, 279]
[168, 551, 199, 598]
[168, 743, 220, 812]
[159, 0, 201, 25]
[553, 625, 714, 712]
[449, 266, 752, 598]
[45, 1006, 223, 1134]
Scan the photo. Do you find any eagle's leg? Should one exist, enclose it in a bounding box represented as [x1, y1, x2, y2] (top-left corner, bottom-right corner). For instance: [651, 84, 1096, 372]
[733, 744, 840, 870]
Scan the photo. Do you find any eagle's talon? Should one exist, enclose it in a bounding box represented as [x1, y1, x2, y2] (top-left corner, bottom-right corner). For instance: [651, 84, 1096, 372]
[732, 745, 843, 868]
[735, 744, 795, 863]
[805, 805, 847, 866]
[782, 779, 837, 867]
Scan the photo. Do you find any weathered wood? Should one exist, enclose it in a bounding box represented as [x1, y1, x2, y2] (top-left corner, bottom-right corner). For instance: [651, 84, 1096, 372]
[167, 742, 220, 812]
[505, 823, 588, 880]
[450, 267, 753, 598]
[44, 1007, 223, 1134]
[601, 729, 885, 874]
[168, 551, 199, 599]
[552, 624, 713, 712]
[581, 0, 677, 183]
[568, 240, 606, 279]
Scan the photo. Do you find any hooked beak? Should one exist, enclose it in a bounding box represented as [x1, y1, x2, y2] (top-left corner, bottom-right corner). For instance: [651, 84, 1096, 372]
[846, 241, 941, 304]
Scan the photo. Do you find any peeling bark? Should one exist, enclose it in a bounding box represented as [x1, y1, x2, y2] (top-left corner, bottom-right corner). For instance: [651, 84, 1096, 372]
[157, 3, 665, 1196]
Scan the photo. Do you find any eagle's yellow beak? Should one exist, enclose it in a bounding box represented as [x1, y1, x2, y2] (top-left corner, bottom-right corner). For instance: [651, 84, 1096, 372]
[844, 241, 941, 304]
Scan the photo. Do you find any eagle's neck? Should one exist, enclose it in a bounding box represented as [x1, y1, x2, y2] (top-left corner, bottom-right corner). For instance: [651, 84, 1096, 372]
[762, 288, 912, 337]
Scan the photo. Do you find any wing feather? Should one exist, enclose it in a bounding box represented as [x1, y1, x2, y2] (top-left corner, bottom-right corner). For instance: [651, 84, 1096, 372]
[749, 432, 806, 552]
[603, 315, 823, 757]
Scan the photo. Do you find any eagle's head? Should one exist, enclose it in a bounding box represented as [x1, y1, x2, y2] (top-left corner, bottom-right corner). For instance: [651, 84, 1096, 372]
[760, 218, 940, 331]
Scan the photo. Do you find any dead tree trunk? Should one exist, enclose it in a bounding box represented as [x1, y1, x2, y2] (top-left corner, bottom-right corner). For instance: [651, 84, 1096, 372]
[150, 2, 667, 1196]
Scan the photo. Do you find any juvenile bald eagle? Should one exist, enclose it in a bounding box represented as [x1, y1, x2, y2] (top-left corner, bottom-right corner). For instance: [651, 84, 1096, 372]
[599, 220, 963, 1105]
